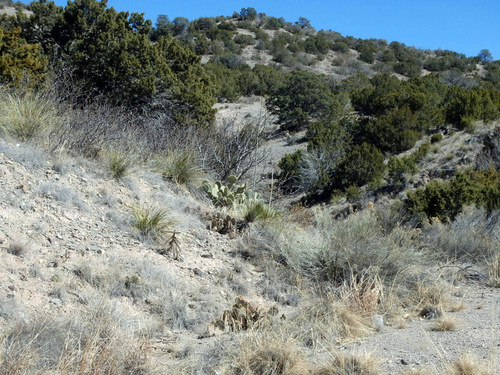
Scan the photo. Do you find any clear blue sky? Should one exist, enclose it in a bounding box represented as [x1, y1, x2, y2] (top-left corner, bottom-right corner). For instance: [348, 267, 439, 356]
[24, 0, 500, 59]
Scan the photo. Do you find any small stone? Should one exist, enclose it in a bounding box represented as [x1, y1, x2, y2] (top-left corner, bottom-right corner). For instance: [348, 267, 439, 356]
[372, 314, 384, 331]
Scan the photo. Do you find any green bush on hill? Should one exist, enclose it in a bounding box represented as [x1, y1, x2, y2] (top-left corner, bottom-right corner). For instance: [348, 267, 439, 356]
[405, 168, 500, 223]
[0, 26, 47, 85]
[3, 0, 216, 126]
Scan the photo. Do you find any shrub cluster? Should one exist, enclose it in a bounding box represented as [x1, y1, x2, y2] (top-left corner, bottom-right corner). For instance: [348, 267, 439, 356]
[405, 168, 500, 223]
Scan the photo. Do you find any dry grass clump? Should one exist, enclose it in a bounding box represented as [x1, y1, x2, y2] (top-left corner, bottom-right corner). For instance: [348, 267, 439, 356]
[0, 300, 151, 374]
[486, 252, 500, 287]
[402, 369, 432, 375]
[431, 315, 459, 331]
[446, 354, 495, 375]
[7, 238, 31, 257]
[313, 352, 380, 375]
[0, 88, 59, 141]
[229, 334, 308, 375]
[288, 289, 373, 349]
[339, 271, 383, 316]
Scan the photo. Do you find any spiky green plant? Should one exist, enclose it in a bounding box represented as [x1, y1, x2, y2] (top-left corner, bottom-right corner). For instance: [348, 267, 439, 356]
[131, 205, 173, 241]
[155, 149, 204, 185]
[108, 150, 134, 179]
[242, 200, 278, 223]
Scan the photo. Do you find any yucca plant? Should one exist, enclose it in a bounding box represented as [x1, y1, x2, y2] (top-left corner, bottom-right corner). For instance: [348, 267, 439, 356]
[108, 150, 134, 179]
[131, 205, 173, 241]
[242, 200, 278, 223]
[155, 149, 204, 185]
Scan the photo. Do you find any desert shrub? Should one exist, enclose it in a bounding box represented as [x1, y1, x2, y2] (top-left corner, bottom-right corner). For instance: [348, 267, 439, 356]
[266, 70, 344, 132]
[388, 155, 417, 187]
[246, 208, 423, 283]
[332, 41, 350, 53]
[413, 142, 430, 162]
[241, 200, 278, 223]
[204, 117, 268, 181]
[0, 302, 150, 374]
[365, 107, 420, 152]
[444, 87, 499, 129]
[49, 101, 138, 158]
[422, 206, 499, 262]
[430, 133, 443, 143]
[313, 353, 380, 375]
[446, 354, 495, 375]
[233, 33, 255, 47]
[231, 335, 305, 375]
[344, 185, 361, 202]
[277, 149, 304, 193]
[476, 127, 500, 171]
[394, 62, 422, 78]
[359, 47, 375, 64]
[339, 143, 385, 188]
[12, 1, 216, 126]
[405, 168, 500, 223]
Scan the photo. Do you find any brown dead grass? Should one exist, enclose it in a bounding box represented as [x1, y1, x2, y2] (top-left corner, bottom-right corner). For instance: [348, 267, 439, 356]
[312, 352, 380, 375]
[431, 315, 459, 332]
[446, 354, 495, 375]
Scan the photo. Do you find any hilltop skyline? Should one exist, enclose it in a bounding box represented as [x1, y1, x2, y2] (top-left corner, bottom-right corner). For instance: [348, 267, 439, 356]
[19, 0, 500, 59]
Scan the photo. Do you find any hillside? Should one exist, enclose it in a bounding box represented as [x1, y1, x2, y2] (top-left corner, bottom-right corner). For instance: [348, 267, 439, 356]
[0, 2, 499, 374]
[0, 118, 499, 374]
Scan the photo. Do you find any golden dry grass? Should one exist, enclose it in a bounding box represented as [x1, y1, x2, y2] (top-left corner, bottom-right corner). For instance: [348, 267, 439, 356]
[431, 315, 459, 332]
[312, 352, 380, 375]
[446, 354, 495, 375]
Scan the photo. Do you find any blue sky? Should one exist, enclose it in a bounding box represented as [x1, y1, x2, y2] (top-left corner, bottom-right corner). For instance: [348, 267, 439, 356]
[23, 0, 500, 59]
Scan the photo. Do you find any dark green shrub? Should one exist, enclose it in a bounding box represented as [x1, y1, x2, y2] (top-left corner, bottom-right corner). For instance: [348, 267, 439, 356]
[266, 70, 341, 131]
[278, 150, 304, 193]
[394, 62, 422, 78]
[388, 156, 417, 187]
[413, 142, 430, 162]
[430, 133, 443, 143]
[344, 185, 361, 202]
[359, 47, 374, 64]
[233, 34, 255, 47]
[0, 27, 47, 85]
[332, 41, 349, 53]
[405, 168, 500, 222]
[340, 143, 385, 188]
[365, 107, 420, 152]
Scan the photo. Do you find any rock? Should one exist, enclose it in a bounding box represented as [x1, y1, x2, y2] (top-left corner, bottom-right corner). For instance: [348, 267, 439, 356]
[372, 314, 384, 331]
[419, 306, 442, 319]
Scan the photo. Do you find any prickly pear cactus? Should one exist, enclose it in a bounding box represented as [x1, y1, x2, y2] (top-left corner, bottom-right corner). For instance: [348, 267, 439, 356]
[201, 175, 257, 207]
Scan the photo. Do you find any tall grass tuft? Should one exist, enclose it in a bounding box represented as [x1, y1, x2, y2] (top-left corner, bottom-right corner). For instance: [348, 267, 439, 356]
[155, 149, 204, 186]
[131, 204, 173, 241]
[107, 150, 134, 179]
[0, 89, 59, 140]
